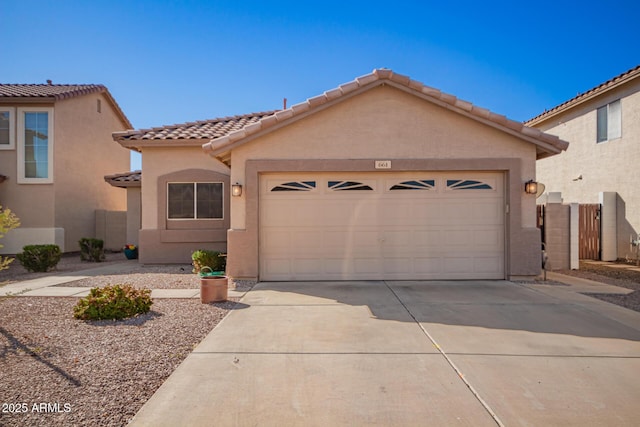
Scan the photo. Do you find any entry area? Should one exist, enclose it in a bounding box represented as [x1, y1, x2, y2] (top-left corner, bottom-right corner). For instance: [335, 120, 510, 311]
[259, 172, 505, 281]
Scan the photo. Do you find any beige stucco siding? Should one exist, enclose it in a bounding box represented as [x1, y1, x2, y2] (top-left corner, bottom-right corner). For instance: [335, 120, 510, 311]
[536, 88, 640, 258]
[223, 84, 542, 280]
[53, 93, 129, 251]
[230, 85, 537, 230]
[0, 94, 129, 252]
[141, 147, 230, 229]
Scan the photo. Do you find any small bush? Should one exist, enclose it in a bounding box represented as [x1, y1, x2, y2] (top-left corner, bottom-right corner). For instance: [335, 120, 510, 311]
[73, 284, 153, 321]
[79, 238, 105, 262]
[16, 244, 62, 272]
[0, 205, 20, 271]
[191, 250, 226, 273]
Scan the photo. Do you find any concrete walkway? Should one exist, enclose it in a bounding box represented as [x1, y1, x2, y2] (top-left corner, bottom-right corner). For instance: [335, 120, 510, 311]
[129, 278, 640, 426]
[0, 262, 246, 300]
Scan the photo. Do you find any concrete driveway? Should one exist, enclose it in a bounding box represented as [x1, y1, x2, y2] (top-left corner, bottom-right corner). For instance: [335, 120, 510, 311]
[130, 281, 640, 426]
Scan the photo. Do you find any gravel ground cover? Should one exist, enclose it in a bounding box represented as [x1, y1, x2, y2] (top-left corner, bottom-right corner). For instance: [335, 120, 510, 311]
[0, 253, 241, 427]
[558, 261, 640, 313]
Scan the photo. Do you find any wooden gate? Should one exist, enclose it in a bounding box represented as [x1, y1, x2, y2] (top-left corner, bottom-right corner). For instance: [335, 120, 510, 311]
[579, 204, 601, 260]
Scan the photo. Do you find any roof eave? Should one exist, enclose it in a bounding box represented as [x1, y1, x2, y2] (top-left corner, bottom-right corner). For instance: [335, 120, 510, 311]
[116, 137, 212, 152]
[203, 74, 569, 162]
[526, 65, 640, 126]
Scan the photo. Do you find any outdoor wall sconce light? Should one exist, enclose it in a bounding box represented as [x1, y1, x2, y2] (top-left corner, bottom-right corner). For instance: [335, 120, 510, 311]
[231, 183, 243, 197]
[524, 180, 538, 195]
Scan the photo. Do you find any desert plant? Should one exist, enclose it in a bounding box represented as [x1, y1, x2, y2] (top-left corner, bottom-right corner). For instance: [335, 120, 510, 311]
[79, 238, 105, 262]
[73, 284, 153, 321]
[16, 244, 62, 272]
[0, 206, 20, 271]
[191, 249, 226, 273]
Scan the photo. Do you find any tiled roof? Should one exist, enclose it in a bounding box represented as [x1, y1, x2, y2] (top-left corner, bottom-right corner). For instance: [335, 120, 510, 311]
[526, 64, 640, 126]
[0, 84, 104, 99]
[113, 111, 278, 142]
[0, 83, 132, 129]
[104, 170, 141, 188]
[204, 69, 569, 164]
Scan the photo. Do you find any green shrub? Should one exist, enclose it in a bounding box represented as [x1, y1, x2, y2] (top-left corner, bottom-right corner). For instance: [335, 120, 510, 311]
[79, 238, 105, 262]
[73, 284, 153, 321]
[191, 250, 226, 273]
[0, 205, 20, 272]
[16, 244, 62, 272]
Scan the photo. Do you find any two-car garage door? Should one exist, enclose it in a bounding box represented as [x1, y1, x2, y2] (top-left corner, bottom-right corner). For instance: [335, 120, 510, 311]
[259, 172, 505, 281]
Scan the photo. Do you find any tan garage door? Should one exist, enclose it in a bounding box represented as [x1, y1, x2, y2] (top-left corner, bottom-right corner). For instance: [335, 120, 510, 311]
[259, 172, 505, 281]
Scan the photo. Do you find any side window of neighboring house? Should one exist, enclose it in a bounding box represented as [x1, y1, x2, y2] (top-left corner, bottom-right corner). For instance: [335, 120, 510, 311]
[0, 107, 15, 149]
[17, 107, 54, 183]
[596, 99, 621, 143]
[167, 182, 223, 219]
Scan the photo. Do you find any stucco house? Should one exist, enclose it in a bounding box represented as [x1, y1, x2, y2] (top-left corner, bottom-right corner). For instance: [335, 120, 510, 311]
[527, 65, 640, 261]
[0, 84, 131, 253]
[201, 69, 568, 281]
[111, 112, 275, 263]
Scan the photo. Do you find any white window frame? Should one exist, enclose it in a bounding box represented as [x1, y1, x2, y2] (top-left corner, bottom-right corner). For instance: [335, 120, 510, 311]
[17, 107, 54, 184]
[0, 107, 15, 150]
[596, 99, 621, 143]
[167, 182, 224, 220]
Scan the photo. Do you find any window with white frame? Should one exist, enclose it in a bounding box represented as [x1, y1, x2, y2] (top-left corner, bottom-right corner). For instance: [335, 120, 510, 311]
[168, 182, 223, 219]
[0, 107, 15, 149]
[17, 107, 54, 183]
[596, 100, 621, 143]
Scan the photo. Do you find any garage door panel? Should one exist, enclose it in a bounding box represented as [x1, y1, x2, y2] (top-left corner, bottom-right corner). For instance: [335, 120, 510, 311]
[474, 256, 504, 274]
[260, 172, 505, 280]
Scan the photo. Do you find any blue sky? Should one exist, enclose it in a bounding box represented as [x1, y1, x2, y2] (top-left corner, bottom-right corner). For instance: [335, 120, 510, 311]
[3, 0, 638, 171]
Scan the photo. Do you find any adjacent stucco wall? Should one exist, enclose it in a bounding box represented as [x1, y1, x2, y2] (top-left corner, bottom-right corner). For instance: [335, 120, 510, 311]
[224, 85, 541, 280]
[543, 203, 570, 270]
[138, 147, 230, 263]
[535, 83, 640, 259]
[126, 187, 141, 246]
[0, 94, 129, 254]
[54, 93, 129, 251]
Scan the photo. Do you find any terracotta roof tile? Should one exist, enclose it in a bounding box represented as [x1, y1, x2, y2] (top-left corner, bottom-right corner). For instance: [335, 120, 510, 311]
[204, 68, 569, 163]
[114, 111, 277, 142]
[0, 83, 106, 99]
[0, 83, 132, 128]
[526, 64, 640, 125]
[104, 170, 141, 188]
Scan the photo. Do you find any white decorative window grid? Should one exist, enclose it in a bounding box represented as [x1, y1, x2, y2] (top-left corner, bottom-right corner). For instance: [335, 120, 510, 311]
[389, 180, 435, 190]
[271, 181, 316, 192]
[328, 180, 374, 191]
[446, 179, 493, 190]
[597, 99, 621, 143]
[17, 107, 54, 184]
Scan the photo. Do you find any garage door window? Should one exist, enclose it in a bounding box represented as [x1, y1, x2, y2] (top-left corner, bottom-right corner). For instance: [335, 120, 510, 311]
[168, 182, 223, 219]
[446, 179, 492, 190]
[328, 181, 373, 191]
[390, 180, 435, 190]
[271, 181, 316, 192]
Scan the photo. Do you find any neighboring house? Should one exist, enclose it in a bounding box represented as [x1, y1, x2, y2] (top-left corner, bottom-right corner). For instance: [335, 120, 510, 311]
[201, 69, 568, 281]
[0, 83, 132, 253]
[111, 112, 275, 263]
[103, 170, 141, 248]
[527, 65, 640, 261]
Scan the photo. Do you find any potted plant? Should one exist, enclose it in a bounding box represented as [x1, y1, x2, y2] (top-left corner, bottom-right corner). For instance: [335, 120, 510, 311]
[123, 244, 138, 260]
[192, 250, 227, 303]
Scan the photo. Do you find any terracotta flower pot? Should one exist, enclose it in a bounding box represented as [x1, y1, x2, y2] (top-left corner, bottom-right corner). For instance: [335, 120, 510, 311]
[200, 276, 228, 303]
